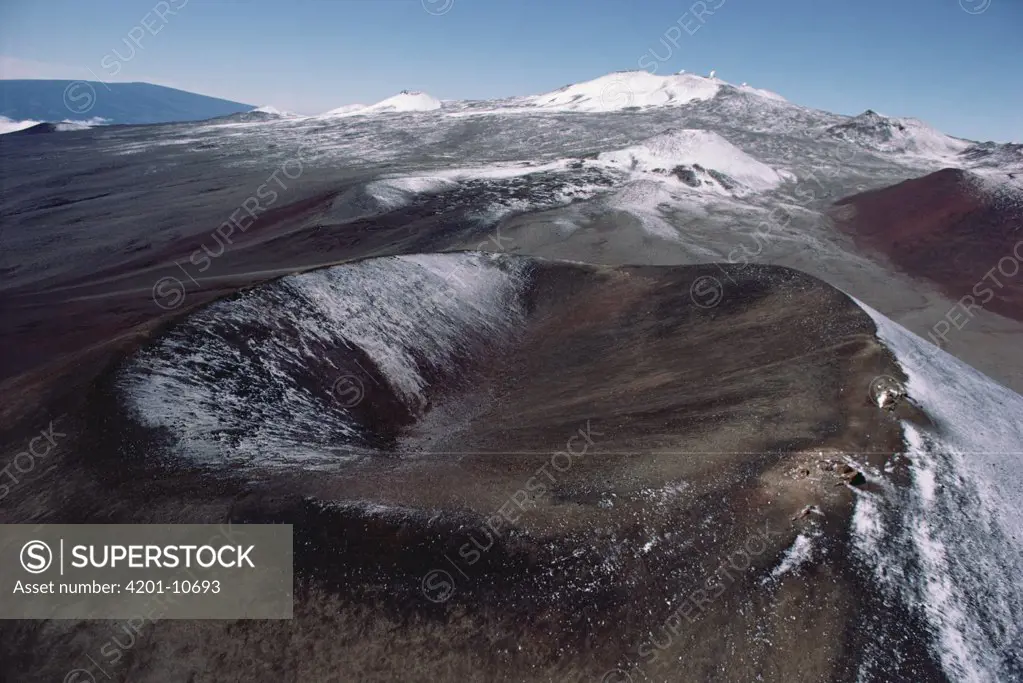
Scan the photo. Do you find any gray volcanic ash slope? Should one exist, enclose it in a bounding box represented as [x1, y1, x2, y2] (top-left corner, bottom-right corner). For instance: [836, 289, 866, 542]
[9, 253, 1021, 682]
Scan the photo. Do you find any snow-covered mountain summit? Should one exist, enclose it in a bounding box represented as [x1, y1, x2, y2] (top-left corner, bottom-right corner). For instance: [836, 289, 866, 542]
[523, 70, 722, 112]
[322, 91, 442, 117]
[516, 69, 787, 113]
[363, 90, 442, 113]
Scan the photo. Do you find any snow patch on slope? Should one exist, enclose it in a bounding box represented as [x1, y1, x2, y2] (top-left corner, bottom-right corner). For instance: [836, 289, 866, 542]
[361, 159, 615, 215]
[118, 253, 530, 469]
[365, 176, 461, 211]
[250, 105, 298, 117]
[327, 91, 442, 117]
[321, 103, 368, 117]
[601, 181, 685, 241]
[597, 128, 787, 193]
[767, 533, 816, 581]
[851, 300, 1023, 683]
[735, 82, 787, 102]
[52, 121, 93, 131]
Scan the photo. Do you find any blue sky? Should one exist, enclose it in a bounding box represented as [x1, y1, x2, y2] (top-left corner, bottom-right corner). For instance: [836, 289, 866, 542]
[1, 0, 1020, 141]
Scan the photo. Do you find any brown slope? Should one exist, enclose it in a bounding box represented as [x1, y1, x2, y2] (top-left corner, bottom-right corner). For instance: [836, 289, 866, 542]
[830, 168, 1023, 322]
[0, 256, 940, 683]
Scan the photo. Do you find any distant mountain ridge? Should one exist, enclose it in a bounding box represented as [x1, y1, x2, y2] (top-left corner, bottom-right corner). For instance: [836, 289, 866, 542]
[824, 109, 971, 159]
[0, 80, 252, 125]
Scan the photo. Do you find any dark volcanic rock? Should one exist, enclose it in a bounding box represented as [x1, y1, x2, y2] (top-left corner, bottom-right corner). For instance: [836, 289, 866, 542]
[708, 168, 737, 190]
[826, 109, 907, 144]
[847, 471, 867, 486]
[671, 164, 701, 187]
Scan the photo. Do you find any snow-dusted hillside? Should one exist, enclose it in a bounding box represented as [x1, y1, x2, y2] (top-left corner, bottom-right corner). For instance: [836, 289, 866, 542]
[597, 128, 789, 193]
[365, 90, 441, 113]
[853, 301, 1023, 683]
[825, 110, 970, 164]
[118, 252, 531, 466]
[323, 91, 442, 117]
[321, 103, 368, 117]
[960, 141, 1023, 183]
[735, 82, 787, 102]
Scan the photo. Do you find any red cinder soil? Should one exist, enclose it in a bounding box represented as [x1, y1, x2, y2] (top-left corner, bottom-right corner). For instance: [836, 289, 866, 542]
[831, 168, 1023, 322]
